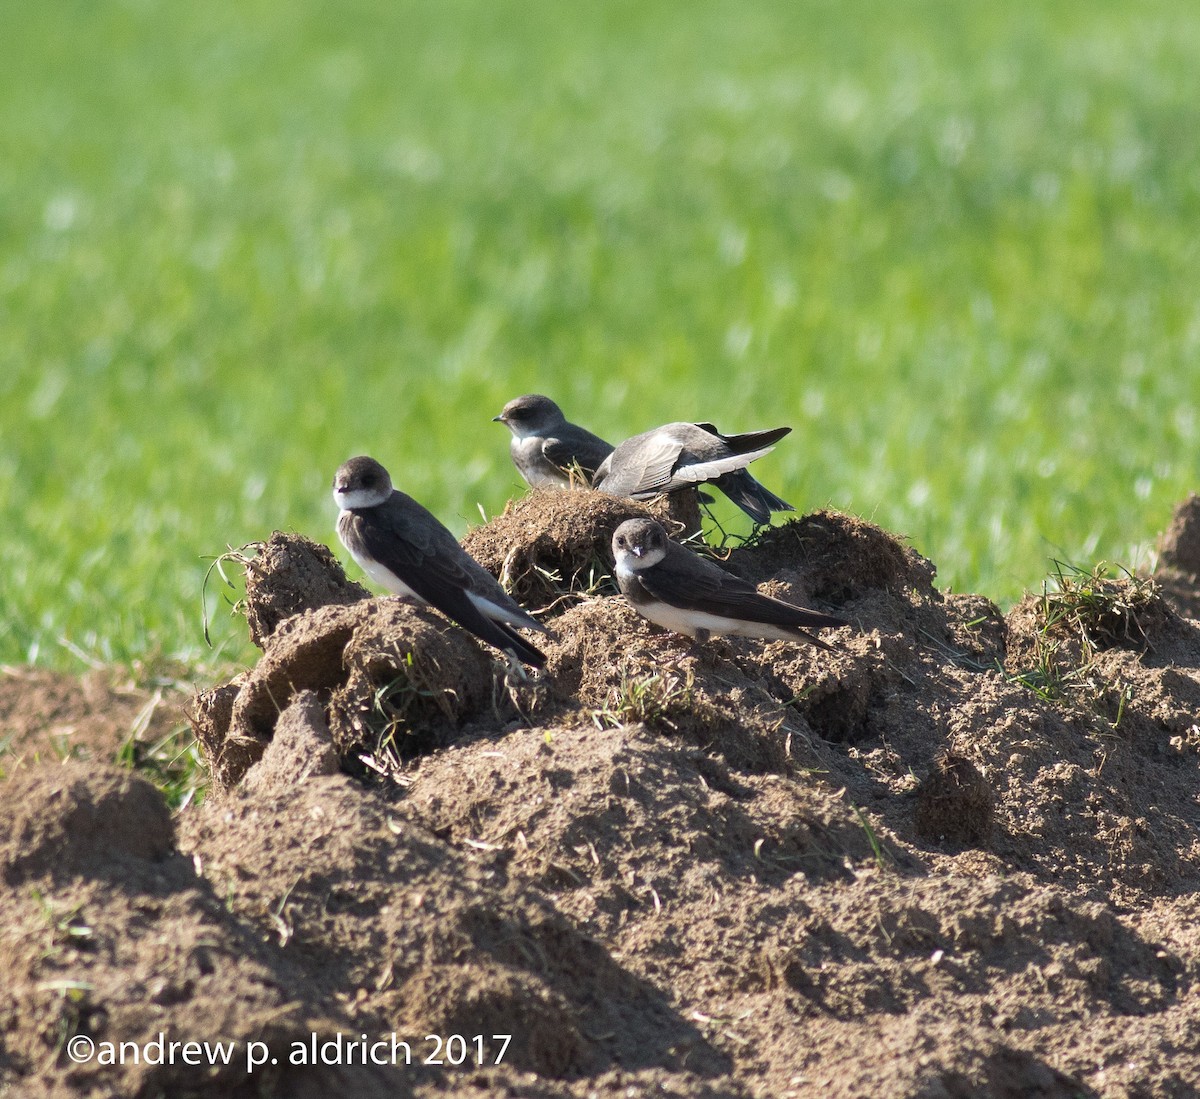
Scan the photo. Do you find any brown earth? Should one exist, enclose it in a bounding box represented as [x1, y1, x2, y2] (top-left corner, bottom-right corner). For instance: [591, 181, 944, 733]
[4, 492, 1200, 1097]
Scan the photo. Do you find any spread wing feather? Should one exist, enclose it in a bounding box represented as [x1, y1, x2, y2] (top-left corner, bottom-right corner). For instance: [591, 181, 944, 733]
[716, 425, 791, 451]
[668, 446, 777, 487]
[594, 422, 792, 501]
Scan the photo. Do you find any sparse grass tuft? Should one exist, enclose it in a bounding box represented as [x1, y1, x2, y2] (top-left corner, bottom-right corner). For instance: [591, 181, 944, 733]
[588, 662, 695, 732]
[200, 546, 259, 648]
[359, 725, 408, 786]
[31, 888, 94, 953]
[1040, 560, 1162, 652]
[515, 556, 614, 618]
[117, 720, 209, 811]
[850, 803, 894, 870]
[355, 657, 464, 780]
[365, 666, 439, 760]
[1009, 560, 1160, 726]
[371, 659, 456, 726]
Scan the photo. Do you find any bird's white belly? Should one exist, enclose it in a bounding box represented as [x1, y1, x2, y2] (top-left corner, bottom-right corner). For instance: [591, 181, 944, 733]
[636, 598, 796, 643]
[354, 551, 427, 605]
[514, 440, 570, 489]
[525, 466, 570, 490]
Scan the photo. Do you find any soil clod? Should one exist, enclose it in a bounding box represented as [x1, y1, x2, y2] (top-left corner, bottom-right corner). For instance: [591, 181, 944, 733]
[914, 751, 995, 847]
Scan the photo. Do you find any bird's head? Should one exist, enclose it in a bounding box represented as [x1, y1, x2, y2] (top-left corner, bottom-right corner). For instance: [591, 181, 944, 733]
[492, 393, 565, 439]
[612, 518, 670, 570]
[332, 455, 393, 510]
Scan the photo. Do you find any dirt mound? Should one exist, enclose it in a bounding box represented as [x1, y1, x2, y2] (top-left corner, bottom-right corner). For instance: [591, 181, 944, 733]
[8, 492, 1200, 1097]
[1002, 566, 1200, 779]
[536, 595, 832, 773]
[181, 721, 724, 1083]
[727, 508, 937, 601]
[1159, 493, 1200, 576]
[193, 597, 498, 792]
[913, 751, 994, 847]
[401, 719, 874, 924]
[0, 763, 391, 1099]
[1, 764, 173, 883]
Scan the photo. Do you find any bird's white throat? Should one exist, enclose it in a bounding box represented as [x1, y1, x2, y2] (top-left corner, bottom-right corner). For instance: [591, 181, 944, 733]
[615, 542, 668, 576]
[334, 486, 389, 510]
[504, 420, 539, 440]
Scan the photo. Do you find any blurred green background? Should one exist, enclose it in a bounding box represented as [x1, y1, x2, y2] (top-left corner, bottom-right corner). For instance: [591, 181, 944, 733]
[1, 0, 1197, 672]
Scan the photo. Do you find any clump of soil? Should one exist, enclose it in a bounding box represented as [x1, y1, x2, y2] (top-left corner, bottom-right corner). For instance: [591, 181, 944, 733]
[461, 489, 668, 613]
[914, 751, 994, 847]
[7, 491, 1200, 1098]
[1, 764, 173, 882]
[193, 597, 497, 792]
[1159, 492, 1200, 576]
[1005, 564, 1179, 692]
[326, 599, 497, 765]
[1156, 493, 1200, 619]
[726, 508, 938, 603]
[240, 532, 370, 647]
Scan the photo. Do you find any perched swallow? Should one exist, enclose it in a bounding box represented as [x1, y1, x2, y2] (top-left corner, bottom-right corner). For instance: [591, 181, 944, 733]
[333, 456, 547, 667]
[611, 518, 846, 650]
[593, 421, 794, 524]
[493, 394, 614, 489]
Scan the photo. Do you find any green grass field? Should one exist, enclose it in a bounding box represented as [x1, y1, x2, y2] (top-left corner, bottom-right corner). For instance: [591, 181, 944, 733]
[1, 0, 1198, 673]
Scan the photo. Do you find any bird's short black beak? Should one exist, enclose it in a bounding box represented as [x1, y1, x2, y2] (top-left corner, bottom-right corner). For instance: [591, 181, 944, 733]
[491, 414, 504, 423]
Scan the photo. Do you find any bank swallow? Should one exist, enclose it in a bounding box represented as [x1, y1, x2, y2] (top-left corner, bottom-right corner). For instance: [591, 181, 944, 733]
[333, 456, 547, 667]
[593, 421, 794, 524]
[612, 518, 846, 650]
[493, 394, 615, 489]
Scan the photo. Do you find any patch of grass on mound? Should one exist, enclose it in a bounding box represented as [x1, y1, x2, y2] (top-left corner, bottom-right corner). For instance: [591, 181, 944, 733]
[116, 721, 209, 812]
[1041, 560, 1164, 652]
[587, 661, 697, 733]
[1006, 559, 1169, 725]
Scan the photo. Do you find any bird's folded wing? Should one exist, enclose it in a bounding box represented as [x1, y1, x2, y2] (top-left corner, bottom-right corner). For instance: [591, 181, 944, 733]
[541, 434, 613, 479]
[354, 504, 541, 633]
[638, 549, 845, 630]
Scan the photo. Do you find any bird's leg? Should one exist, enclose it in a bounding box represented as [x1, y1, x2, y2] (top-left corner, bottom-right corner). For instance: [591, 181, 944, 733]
[494, 654, 547, 727]
[503, 652, 530, 684]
